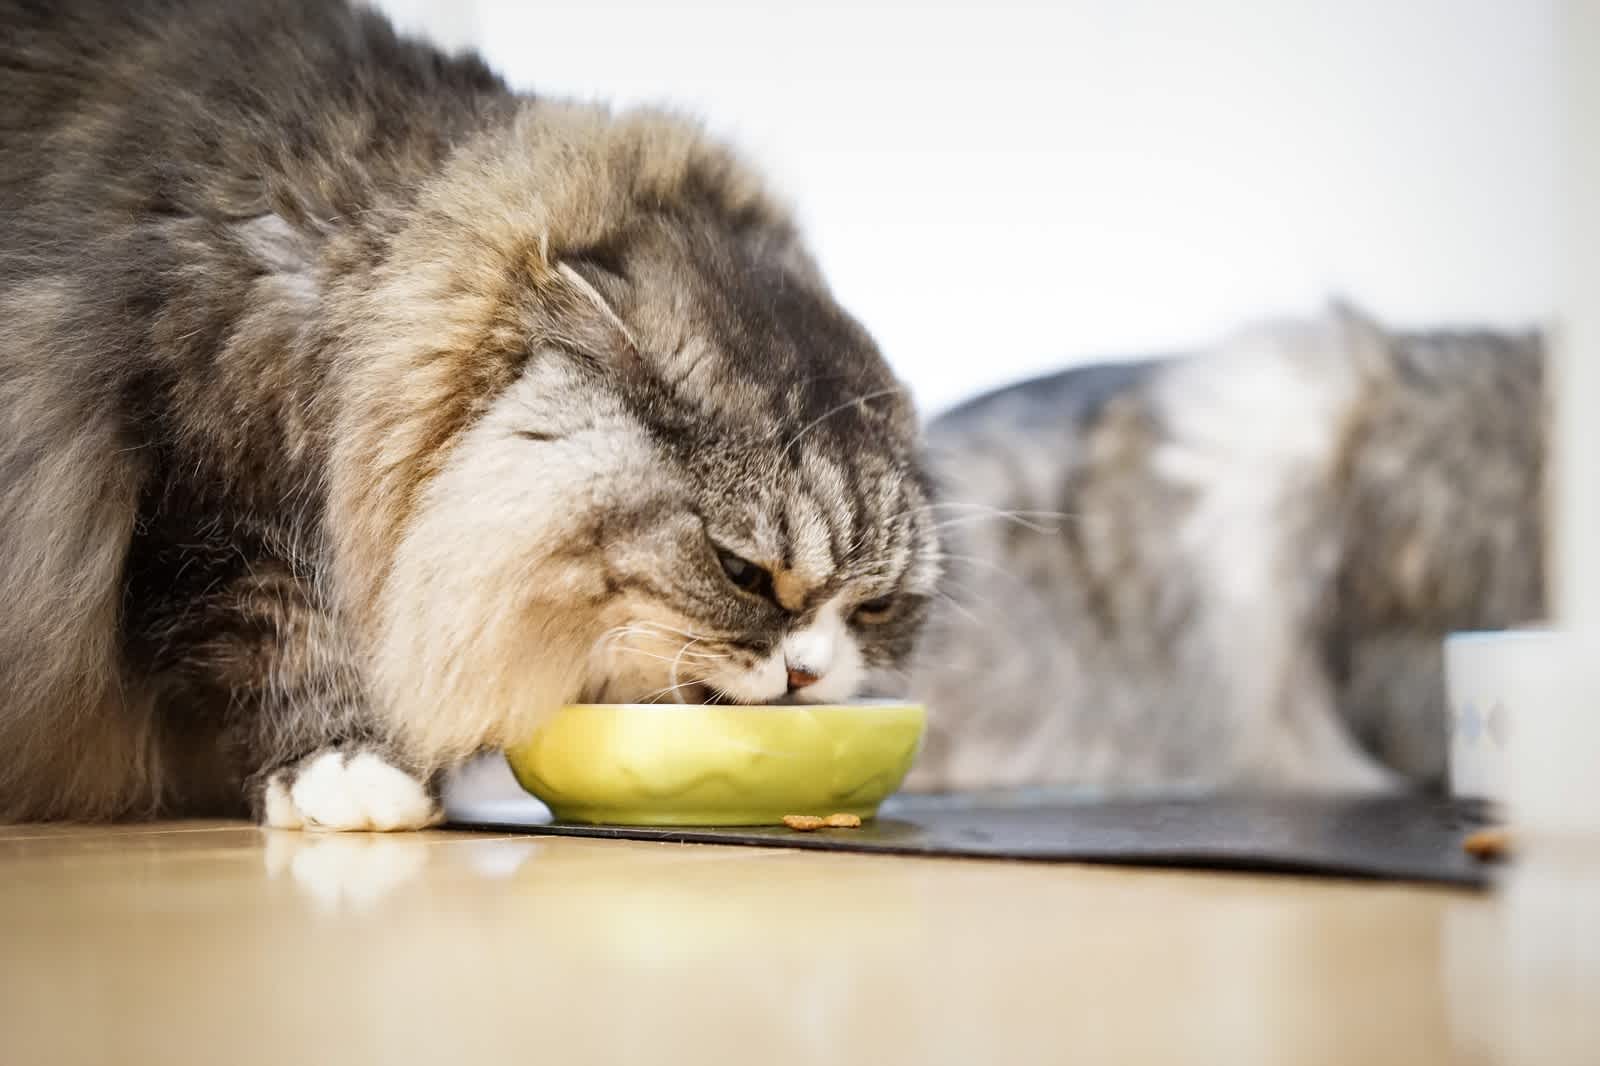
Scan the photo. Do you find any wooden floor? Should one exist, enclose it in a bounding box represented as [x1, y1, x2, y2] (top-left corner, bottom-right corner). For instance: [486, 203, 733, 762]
[0, 821, 1591, 1065]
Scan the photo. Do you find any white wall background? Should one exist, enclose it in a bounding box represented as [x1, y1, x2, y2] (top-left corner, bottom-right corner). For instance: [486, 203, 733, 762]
[376, 0, 1555, 415]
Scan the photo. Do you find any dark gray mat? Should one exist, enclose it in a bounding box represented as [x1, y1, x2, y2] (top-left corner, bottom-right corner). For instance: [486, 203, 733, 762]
[452, 792, 1495, 887]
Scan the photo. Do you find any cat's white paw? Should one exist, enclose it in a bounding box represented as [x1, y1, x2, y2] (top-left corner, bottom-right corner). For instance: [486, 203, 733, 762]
[263, 751, 442, 832]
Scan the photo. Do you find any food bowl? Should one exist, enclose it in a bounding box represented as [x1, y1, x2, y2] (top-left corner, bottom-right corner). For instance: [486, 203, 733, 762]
[504, 700, 926, 826]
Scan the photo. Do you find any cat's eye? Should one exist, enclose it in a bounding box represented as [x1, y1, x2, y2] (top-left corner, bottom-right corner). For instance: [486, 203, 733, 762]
[716, 549, 770, 596]
[853, 594, 897, 622]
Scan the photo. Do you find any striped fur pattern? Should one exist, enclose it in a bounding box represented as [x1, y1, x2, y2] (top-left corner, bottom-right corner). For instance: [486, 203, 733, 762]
[0, 0, 936, 824]
[908, 306, 1545, 794]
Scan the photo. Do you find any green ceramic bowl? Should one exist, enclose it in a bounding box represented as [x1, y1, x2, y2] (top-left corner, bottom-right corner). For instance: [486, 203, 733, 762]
[504, 700, 926, 826]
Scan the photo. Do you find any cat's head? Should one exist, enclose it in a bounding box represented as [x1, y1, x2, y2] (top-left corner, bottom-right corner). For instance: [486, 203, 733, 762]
[329, 104, 939, 765]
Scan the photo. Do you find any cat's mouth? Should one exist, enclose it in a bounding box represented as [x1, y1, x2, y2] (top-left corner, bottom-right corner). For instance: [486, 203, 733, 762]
[675, 684, 807, 707]
[645, 683, 738, 706]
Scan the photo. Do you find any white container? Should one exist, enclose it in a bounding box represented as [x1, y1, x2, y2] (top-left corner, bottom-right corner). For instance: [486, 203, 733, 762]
[1443, 630, 1564, 805]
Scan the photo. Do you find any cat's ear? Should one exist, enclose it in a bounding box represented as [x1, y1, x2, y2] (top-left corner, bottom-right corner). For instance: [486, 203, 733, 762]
[527, 234, 639, 364]
[554, 260, 639, 356]
[1325, 298, 1392, 383]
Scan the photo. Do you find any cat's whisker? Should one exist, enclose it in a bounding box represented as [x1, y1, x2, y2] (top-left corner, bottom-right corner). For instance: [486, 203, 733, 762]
[883, 499, 1004, 518]
[592, 625, 639, 653]
[896, 500, 1017, 515]
[926, 510, 1075, 535]
[885, 500, 1077, 523]
[930, 517, 1059, 535]
[594, 622, 718, 655]
[939, 506, 1076, 522]
[639, 676, 715, 705]
[611, 645, 730, 667]
[932, 588, 984, 627]
[769, 386, 903, 470]
[596, 624, 668, 650]
[668, 636, 718, 703]
[609, 619, 717, 643]
[928, 551, 1031, 584]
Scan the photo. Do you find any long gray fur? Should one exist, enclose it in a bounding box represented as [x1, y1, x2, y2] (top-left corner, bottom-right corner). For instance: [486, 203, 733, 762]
[908, 306, 1544, 794]
[0, 0, 938, 823]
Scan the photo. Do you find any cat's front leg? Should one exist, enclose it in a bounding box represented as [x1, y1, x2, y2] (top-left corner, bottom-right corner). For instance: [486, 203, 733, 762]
[176, 563, 446, 831]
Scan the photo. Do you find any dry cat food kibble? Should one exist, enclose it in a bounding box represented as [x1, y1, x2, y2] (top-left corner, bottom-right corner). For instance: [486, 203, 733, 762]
[1463, 827, 1513, 861]
[781, 813, 862, 831]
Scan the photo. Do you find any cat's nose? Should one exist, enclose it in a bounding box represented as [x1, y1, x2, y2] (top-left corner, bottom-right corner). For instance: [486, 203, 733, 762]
[786, 666, 820, 692]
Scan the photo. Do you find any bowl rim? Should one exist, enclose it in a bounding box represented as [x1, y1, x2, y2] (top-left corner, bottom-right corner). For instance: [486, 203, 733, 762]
[555, 697, 925, 713]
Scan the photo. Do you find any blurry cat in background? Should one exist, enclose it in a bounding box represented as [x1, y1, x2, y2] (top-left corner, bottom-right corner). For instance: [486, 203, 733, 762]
[905, 305, 1543, 795]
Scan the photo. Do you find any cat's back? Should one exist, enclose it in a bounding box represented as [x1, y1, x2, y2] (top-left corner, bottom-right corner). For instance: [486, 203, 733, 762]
[925, 358, 1171, 516]
[0, 0, 515, 506]
[0, 0, 508, 259]
[932, 359, 1166, 444]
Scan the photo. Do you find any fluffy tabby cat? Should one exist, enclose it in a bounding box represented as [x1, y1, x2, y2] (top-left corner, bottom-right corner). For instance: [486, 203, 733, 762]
[907, 305, 1545, 795]
[0, 0, 938, 828]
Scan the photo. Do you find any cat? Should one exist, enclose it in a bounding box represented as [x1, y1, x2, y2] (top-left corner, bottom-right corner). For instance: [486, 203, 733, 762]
[0, 0, 939, 828]
[905, 305, 1545, 795]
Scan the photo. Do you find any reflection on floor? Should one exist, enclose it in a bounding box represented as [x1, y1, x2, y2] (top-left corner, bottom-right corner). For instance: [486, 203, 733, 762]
[1, 820, 1593, 1065]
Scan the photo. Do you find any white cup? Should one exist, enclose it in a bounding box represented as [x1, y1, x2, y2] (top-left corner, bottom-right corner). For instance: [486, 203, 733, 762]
[1443, 630, 1564, 805]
